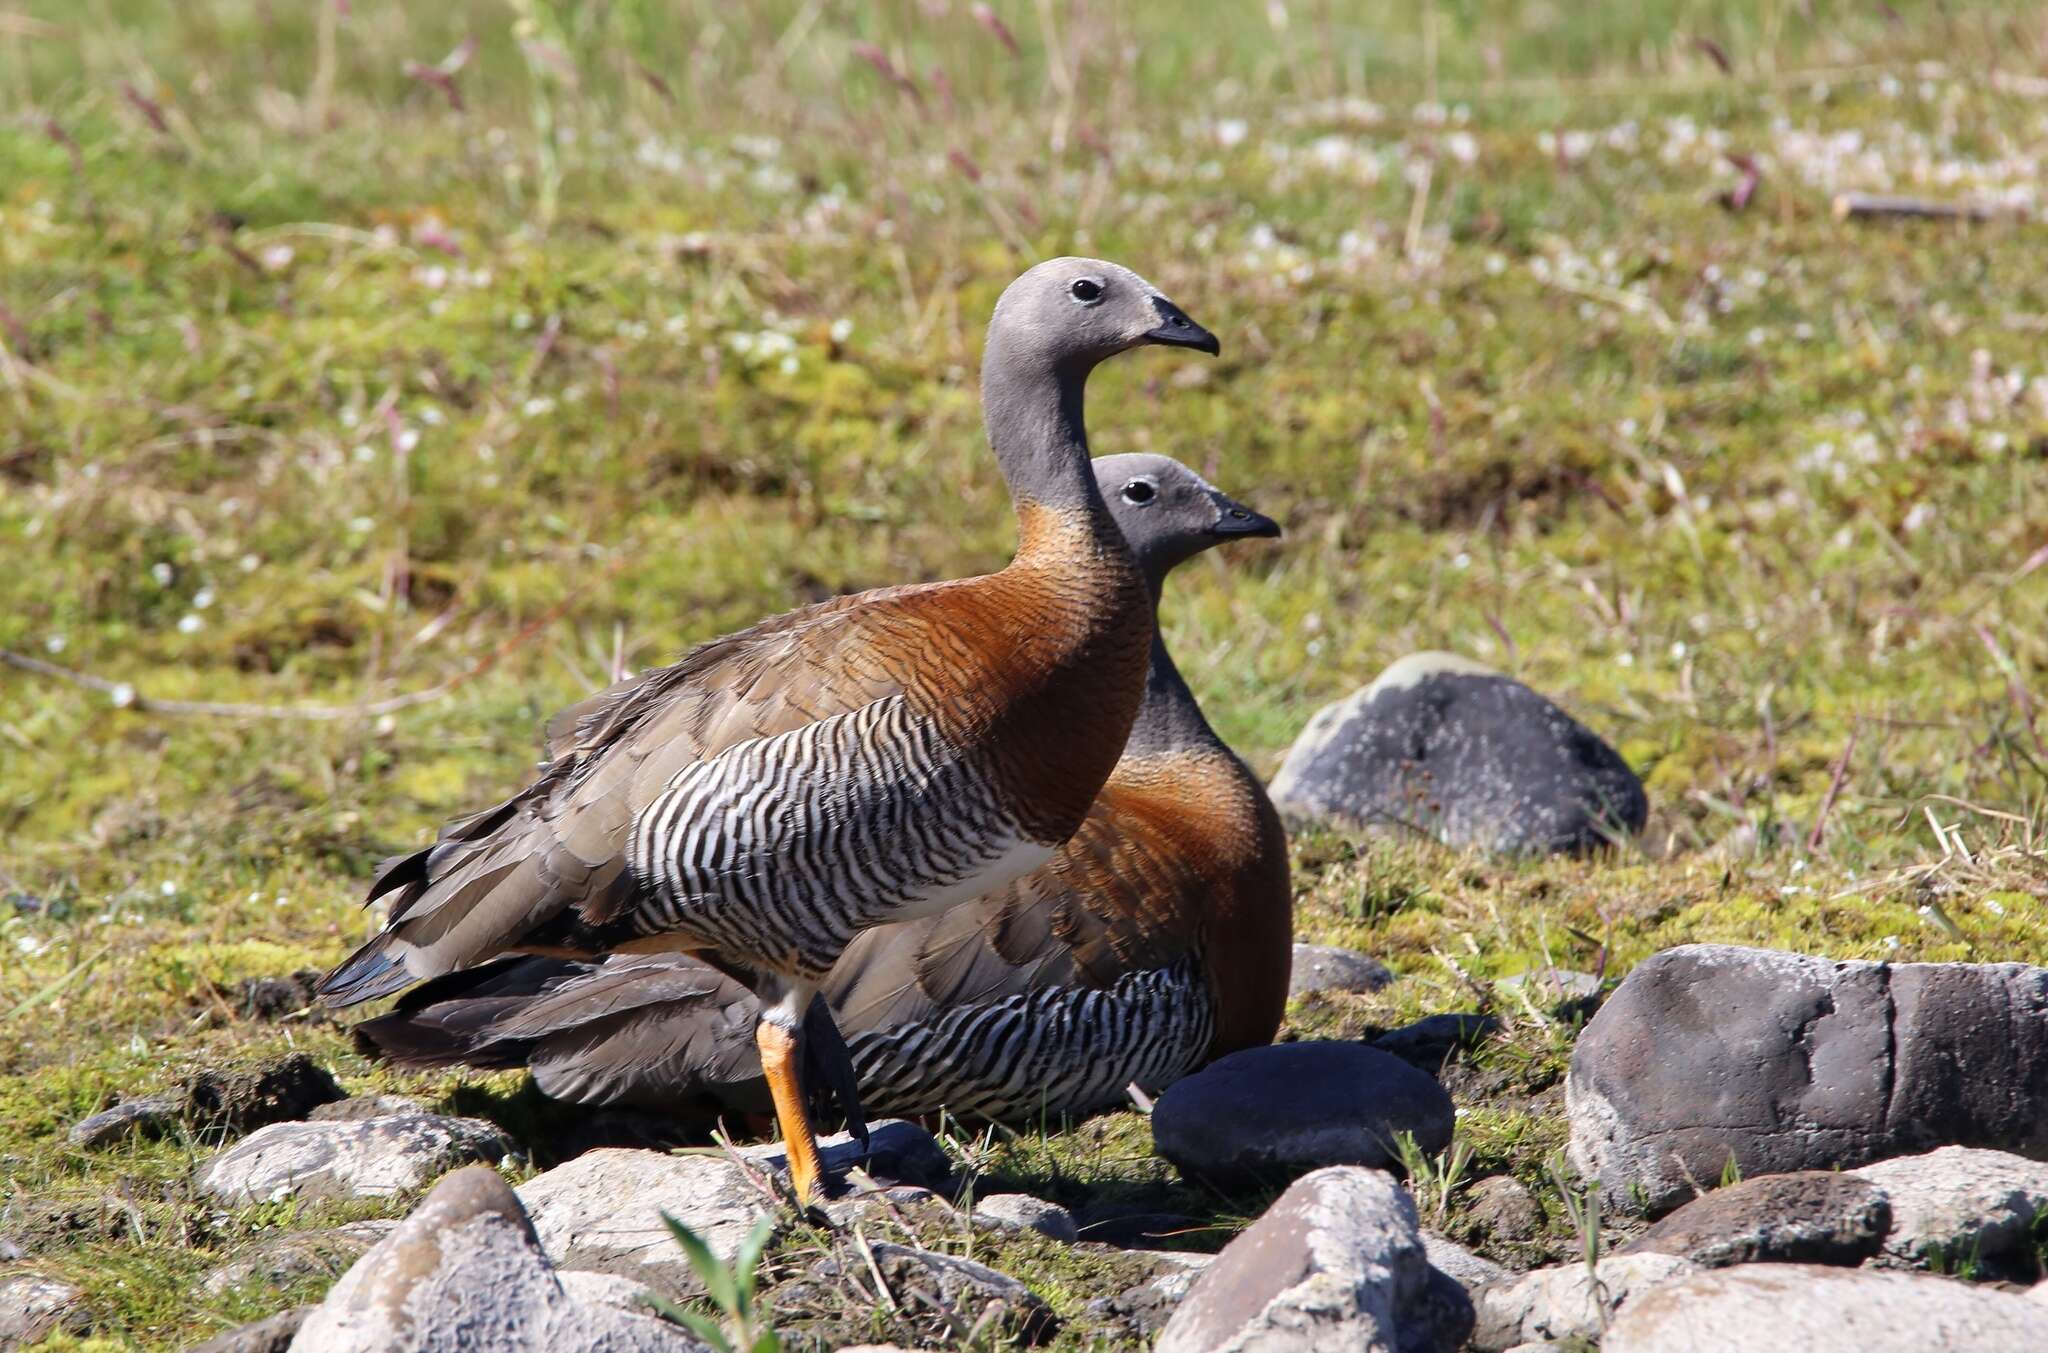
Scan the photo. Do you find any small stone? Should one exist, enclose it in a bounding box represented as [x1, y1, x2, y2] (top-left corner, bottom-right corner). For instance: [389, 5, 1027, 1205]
[1157, 1166, 1470, 1353]
[1466, 1176, 1541, 1243]
[1152, 1042, 1455, 1188]
[188, 1308, 311, 1353]
[1269, 652, 1647, 856]
[518, 1121, 944, 1294]
[1497, 969, 1604, 1020]
[1289, 943, 1395, 998]
[1568, 945, 2048, 1214]
[306, 1094, 428, 1122]
[288, 1165, 698, 1352]
[1601, 1263, 2048, 1352]
[1470, 1253, 1698, 1351]
[974, 1193, 1080, 1242]
[1371, 1013, 1501, 1073]
[1422, 1231, 1507, 1291]
[197, 1113, 509, 1205]
[1621, 1171, 1890, 1269]
[68, 1094, 181, 1148]
[1851, 1146, 2048, 1271]
[0, 1274, 87, 1348]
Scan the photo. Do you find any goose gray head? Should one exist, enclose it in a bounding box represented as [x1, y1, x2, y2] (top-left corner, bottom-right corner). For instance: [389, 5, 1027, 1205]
[1093, 453, 1279, 587]
[988, 258, 1219, 372]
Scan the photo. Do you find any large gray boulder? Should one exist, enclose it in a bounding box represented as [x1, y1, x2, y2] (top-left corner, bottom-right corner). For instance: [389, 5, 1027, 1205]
[1568, 945, 2048, 1213]
[1469, 1253, 1698, 1351]
[1269, 653, 1646, 855]
[197, 1113, 510, 1205]
[1157, 1166, 1468, 1353]
[1850, 1146, 2048, 1270]
[1601, 1263, 2048, 1352]
[1620, 1171, 1890, 1268]
[290, 1165, 699, 1352]
[517, 1120, 945, 1293]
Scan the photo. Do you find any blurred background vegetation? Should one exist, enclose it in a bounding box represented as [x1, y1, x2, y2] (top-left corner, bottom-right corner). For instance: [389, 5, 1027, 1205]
[2, 1, 2046, 1345]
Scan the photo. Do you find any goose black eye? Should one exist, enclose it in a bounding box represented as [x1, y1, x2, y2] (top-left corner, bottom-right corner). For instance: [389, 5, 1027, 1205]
[1120, 479, 1156, 505]
[1070, 278, 1103, 303]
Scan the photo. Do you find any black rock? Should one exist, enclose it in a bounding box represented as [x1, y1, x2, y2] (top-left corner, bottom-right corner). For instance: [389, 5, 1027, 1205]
[1270, 652, 1646, 855]
[1152, 1041, 1455, 1188]
[1372, 1013, 1501, 1073]
[1568, 945, 2048, 1214]
[182, 1052, 345, 1142]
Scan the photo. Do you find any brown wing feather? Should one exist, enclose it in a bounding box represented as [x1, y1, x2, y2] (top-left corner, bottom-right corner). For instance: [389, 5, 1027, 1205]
[323, 585, 948, 1004]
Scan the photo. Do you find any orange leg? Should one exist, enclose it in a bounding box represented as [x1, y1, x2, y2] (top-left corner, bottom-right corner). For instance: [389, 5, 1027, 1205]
[756, 1017, 826, 1205]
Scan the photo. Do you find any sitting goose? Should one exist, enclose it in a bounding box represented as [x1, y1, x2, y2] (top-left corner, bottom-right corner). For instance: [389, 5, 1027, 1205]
[353, 454, 1292, 1126]
[317, 260, 1221, 1202]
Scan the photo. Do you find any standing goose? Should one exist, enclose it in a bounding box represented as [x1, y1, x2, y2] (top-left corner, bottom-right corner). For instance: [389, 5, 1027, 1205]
[318, 260, 1221, 1202]
[353, 454, 1292, 1126]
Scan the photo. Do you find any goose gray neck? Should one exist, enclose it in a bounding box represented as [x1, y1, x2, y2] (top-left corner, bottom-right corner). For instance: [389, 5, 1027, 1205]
[1124, 630, 1221, 756]
[982, 336, 1112, 523]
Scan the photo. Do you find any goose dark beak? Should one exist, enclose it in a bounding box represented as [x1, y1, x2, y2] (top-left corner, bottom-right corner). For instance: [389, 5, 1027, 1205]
[1145, 296, 1221, 355]
[1209, 490, 1281, 539]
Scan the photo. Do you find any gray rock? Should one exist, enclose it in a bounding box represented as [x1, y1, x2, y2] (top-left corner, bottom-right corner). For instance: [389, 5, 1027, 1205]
[974, 1193, 1080, 1242]
[1290, 944, 1395, 998]
[200, 1220, 399, 1296]
[1269, 652, 1646, 855]
[188, 1308, 311, 1353]
[2030, 1280, 2048, 1307]
[1079, 1252, 1215, 1341]
[1158, 1166, 1468, 1353]
[1620, 1171, 1890, 1268]
[1466, 1176, 1541, 1243]
[68, 1093, 182, 1149]
[0, 1274, 86, 1348]
[289, 1165, 701, 1352]
[1153, 1042, 1455, 1188]
[811, 1243, 1056, 1345]
[197, 1113, 510, 1205]
[1421, 1232, 1507, 1290]
[307, 1094, 427, 1122]
[558, 1270, 659, 1317]
[1567, 945, 2048, 1213]
[1851, 1146, 2048, 1271]
[518, 1121, 943, 1293]
[1498, 968, 1604, 1013]
[1601, 1263, 2048, 1353]
[1470, 1253, 1698, 1351]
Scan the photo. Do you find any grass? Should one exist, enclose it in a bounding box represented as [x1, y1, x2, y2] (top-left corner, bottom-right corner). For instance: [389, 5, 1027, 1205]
[3, 0, 2047, 1346]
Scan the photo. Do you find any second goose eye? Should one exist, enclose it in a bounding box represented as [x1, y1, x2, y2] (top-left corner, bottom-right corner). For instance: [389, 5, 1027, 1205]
[1120, 479, 1156, 505]
[1070, 278, 1104, 303]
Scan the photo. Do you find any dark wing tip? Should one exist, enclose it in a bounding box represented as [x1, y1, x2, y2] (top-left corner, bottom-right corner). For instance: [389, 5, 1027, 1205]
[316, 941, 412, 1008]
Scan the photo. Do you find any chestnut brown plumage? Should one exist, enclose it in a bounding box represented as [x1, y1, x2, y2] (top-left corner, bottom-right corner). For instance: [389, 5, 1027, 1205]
[354, 455, 1292, 1127]
[319, 261, 1220, 1202]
